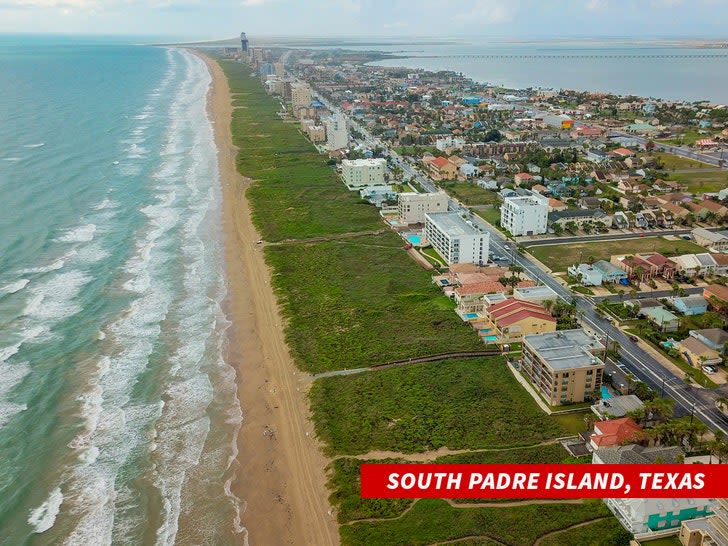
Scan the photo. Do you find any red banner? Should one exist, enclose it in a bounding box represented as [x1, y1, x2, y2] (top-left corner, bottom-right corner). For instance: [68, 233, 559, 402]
[360, 464, 727, 499]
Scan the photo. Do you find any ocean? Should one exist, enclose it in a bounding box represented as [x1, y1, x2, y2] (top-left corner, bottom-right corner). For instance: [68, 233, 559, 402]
[361, 38, 728, 104]
[0, 37, 243, 544]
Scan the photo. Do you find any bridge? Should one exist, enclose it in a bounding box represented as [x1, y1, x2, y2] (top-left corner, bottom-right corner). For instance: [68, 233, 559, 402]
[411, 54, 728, 60]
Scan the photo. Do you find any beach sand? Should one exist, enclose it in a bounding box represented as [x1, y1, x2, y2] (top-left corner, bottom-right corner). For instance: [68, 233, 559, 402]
[195, 52, 339, 546]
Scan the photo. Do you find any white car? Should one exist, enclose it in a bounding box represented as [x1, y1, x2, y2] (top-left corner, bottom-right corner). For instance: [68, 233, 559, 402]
[702, 365, 717, 375]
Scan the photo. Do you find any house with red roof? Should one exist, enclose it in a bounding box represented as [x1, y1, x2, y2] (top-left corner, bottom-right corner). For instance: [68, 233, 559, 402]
[426, 156, 458, 181]
[610, 147, 636, 158]
[483, 298, 556, 343]
[514, 172, 534, 186]
[590, 417, 644, 450]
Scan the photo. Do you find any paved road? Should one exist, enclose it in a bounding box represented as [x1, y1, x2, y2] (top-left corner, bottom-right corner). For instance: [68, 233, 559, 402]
[609, 130, 727, 169]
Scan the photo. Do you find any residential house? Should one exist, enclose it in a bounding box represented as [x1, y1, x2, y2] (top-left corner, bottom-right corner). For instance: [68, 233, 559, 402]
[483, 298, 556, 343]
[687, 202, 711, 220]
[701, 199, 728, 217]
[671, 295, 709, 316]
[611, 147, 636, 158]
[674, 254, 717, 277]
[589, 417, 644, 451]
[713, 253, 728, 276]
[580, 196, 603, 209]
[645, 307, 680, 332]
[548, 209, 611, 230]
[587, 149, 610, 163]
[611, 254, 659, 281]
[689, 328, 728, 354]
[591, 395, 644, 420]
[612, 211, 630, 229]
[568, 263, 603, 286]
[512, 285, 559, 305]
[521, 329, 605, 406]
[514, 172, 535, 186]
[692, 228, 728, 252]
[642, 253, 678, 280]
[678, 336, 722, 367]
[593, 260, 629, 284]
[547, 198, 568, 212]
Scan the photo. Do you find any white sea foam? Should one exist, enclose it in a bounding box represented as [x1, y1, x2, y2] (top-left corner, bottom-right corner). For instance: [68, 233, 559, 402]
[28, 487, 64, 534]
[57, 224, 96, 243]
[21, 258, 65, 274]
[75, 244, 110, 265]
[23, 270, 90, 321]
[93, 198, 119, 211]
[0, 278, 29, 294]
[23, 142, 45, 148]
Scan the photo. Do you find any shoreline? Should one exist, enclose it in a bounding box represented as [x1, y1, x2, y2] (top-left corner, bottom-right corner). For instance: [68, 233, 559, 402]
[193, 51, 339, 545]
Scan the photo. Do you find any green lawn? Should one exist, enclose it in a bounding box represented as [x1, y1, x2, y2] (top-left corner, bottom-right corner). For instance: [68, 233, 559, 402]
[220, 60, 383, 241]
[340, 498, 612, 546]
[651, 151, 708, 170]
[266, 238, 482, 373]
[526, 237, 706, 272]
[439, 182, 500, 206]
[310, 358, 572, 455]
[475, 207, 501, 226]
[669, 170, 728, 194]
[640, 537, 682, 546]
[538, 516, 631, 546]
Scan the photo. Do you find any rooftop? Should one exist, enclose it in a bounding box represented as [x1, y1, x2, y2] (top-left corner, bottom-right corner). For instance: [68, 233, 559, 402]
[426, 212, 486, 237]
[524, 329, 605, 371]
[595, 444, 683, 464]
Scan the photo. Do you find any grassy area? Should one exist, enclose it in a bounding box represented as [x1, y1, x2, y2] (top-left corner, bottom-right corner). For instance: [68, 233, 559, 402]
[310, 358, 572, 455]
[539, 517, 632, 546]
[328, 444, 570, 524]
[439, 182, 500, 206]
[669, 170, 728, 194]
[266, 238, 482, 373]
[220, 60, 383, 241]
[475, 207, 501, 226]
[651, 151, 708, 170]
[422, 246, 446, 266]
[526, 237, 706, 273]
[552, 411, 593, 435]
[656, 129, 707, 146]
[640, 537, 682, 546]
[340, 498, 612, 546]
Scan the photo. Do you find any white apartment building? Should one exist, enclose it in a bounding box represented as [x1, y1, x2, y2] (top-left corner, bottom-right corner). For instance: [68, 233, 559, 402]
[325, 113, 349, 150]
[500, 193, 549, 236]
[341, 158, 386, 189]
[398, 192, 448, 224]
[435, 136, 466, 151]
[290, 83, 312, 109]
[425, 212, 490, 265]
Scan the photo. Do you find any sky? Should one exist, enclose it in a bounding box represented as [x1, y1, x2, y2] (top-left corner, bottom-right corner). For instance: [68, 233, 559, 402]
[1, 0, 728, 40]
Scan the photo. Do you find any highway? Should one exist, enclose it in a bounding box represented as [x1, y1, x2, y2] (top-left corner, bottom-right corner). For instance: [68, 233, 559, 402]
[608, 130, 727, 169]
[313, 89, 728, 435]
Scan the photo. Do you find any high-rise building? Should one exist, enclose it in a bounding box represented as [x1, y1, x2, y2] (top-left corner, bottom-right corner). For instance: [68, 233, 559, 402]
[325, 113, 348, 151]
[240, 32, 249, 53]
[397, 192, 448, 225]
[290, 83, 312, 109]
[274, 62, 285, 78]
[500, 193, 549, 236]
[341, 158, 386, 189]
[424, 212, 489, 266]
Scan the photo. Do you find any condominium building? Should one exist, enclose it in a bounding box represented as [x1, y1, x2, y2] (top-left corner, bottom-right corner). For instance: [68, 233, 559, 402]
[341, 158, 386, 189]
[680, 499, 728, 546]
[325, 113, 349, 151]
[500, 193, 549, 236]
[290, 83, 312, 109]
[274, 62, 285, 78]
[424, 212, 490, 265]
[521, 329, 605, 406]
[398, 192, 448, 224]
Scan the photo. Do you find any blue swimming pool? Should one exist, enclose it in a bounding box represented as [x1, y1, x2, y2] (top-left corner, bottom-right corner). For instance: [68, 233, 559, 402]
[464, 313, 479, 319]
[601, 386, 613, 399]
[406, 234, 421, 245]
[479, 329, 491, 334]
[484, 335, 499, 342]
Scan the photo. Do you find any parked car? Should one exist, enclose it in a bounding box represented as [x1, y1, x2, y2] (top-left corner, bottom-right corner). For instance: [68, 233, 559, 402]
[629, 335, 639, 342]
[702, 365, 717, 375]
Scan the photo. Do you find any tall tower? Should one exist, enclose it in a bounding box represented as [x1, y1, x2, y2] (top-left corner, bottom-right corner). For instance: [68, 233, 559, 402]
[240, 32, 249, 53]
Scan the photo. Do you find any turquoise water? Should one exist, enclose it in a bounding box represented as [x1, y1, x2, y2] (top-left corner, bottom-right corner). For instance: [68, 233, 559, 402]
[464, 313, 479, 319]
[601, 386, 613, 399]
[0, 37, 242, 543]
[484, 335, 499, 342]
[406, 234, 421, 245]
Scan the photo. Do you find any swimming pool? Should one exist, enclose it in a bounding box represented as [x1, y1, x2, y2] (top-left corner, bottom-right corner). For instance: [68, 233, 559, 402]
[479, 329, 491, 334]
[484, 335, 499, 342]
[601, 386, 613, 399]
[406, 234, 421, 245]
[464, 313, 479, 319]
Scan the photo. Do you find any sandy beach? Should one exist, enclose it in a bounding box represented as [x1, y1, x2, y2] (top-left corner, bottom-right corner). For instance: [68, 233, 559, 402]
[195, 52, 339, 546]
